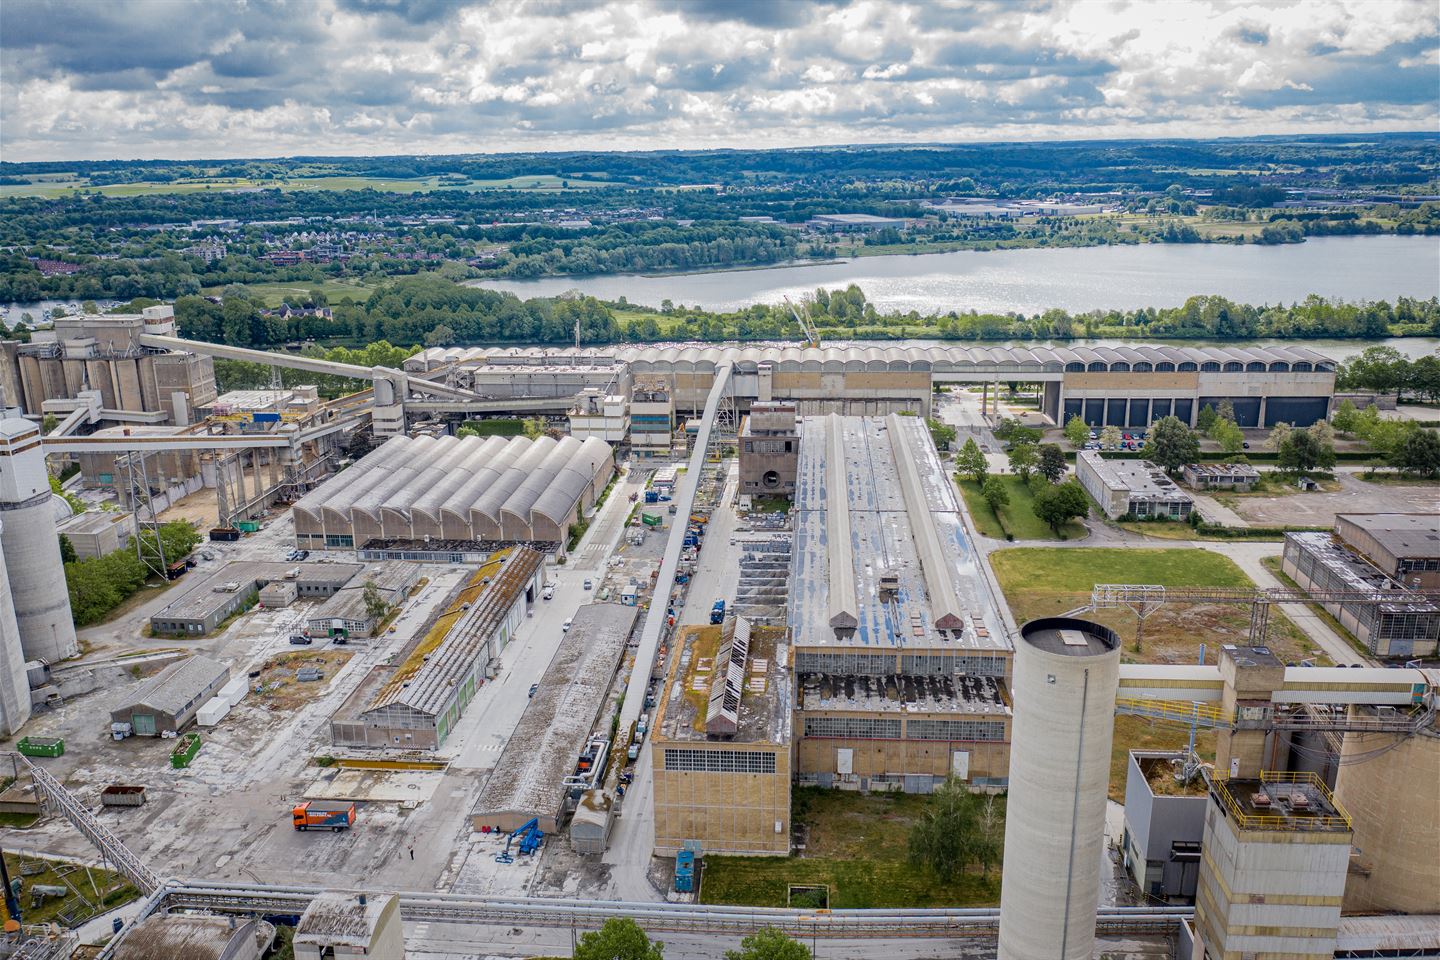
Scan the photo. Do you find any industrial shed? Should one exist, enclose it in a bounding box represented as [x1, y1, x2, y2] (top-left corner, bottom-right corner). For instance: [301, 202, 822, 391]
[292, 433, 613, 552]
[471, 602, 637, 834]
[109, 655, 230, 736]
[303, 561, 421, 639]
[330, 548, 544, 749]
[112, 914, 274, 960]
[149, 560, 363, 636]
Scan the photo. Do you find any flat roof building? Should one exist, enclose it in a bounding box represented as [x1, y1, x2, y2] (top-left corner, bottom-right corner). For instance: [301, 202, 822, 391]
[57, 509, 132, 559]
[807, 213, 909, 231]
[1194, 771, 1352, 960]
[293, 892, 404, 960]
[109, 655, 230, 737]
[1182, 462, 1260, 492]
[652, 617, 793, 856]
[1077, 450, 1194, 521]
[1121, 752, 1207, 903]
[330, 548, 543, 750]
[1281, 532, 1439, 658]
[471, 602, 637, 833]
[1333, 513, 1440, 590]
[788, 414, 1013, 791]
[149, 561, 364, 636]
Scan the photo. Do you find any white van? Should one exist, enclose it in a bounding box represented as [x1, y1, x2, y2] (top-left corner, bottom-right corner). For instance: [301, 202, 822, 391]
[541, 583, 554, 601]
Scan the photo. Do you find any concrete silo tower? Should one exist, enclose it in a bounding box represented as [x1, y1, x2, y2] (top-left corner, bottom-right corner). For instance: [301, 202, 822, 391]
[998, 616, 1122, 960]
[0, 417, 78, 662]
[0, 522, 31, 736]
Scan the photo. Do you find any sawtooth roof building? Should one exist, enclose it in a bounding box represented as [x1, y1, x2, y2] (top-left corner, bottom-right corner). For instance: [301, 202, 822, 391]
[293, 434, 613, 553]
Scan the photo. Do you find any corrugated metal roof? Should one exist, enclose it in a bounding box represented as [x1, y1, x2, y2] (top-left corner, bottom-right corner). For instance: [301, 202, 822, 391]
[116, 655, 229, 717]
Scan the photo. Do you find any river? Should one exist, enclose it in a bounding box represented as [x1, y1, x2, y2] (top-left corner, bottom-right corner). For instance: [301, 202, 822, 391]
[470, 235, 1440, 316]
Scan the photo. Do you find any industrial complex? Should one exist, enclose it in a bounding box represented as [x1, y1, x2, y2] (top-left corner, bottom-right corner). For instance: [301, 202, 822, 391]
[0, 302, 1432, 960]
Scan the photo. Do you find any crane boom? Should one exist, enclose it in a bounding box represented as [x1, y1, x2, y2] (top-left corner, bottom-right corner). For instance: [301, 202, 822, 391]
[783, 295, 820, 348]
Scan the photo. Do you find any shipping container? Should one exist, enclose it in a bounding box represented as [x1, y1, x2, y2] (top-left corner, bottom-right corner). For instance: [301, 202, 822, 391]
[208, 527, 240, 542]
[196, 698, 230, 727]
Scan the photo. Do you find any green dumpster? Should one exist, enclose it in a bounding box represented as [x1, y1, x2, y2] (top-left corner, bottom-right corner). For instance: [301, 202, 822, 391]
[170, 733, 202, 769]
[17, 737, 64, 758]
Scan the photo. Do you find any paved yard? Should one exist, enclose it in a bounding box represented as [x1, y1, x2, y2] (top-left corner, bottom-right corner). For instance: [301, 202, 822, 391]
[1229, 472, 1438, 526]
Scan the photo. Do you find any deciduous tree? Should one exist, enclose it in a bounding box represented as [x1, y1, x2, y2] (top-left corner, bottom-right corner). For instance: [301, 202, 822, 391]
[725, 928, 812, 960]
[1141, 416, 1200, 473]
[1063, 414, 1090, 448]
[1036, 444, 1067, 483]
[575, 918, 664, 960]
[982, 476, 1010, 515]
[956, 438, 987, 484]
[1390, 429, 1440, 478]
[1032, 479, 1090, 534]
[1007, 442, 1037, 482]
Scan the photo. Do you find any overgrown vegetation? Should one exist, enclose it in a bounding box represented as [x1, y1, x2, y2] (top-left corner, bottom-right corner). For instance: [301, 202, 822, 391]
[64, 521, 201, 626]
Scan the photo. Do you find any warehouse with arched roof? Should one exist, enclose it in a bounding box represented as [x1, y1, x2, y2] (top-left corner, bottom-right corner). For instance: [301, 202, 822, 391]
[292, 434, 613, 553]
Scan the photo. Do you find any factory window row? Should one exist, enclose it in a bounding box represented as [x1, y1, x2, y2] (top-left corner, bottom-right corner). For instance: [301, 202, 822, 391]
[1398, 558, 1440, 573]
[663, 748, 778, 774]
[905, 719, 1006, 742]
[794, 651, 897, 675]
[899, 653, 1009, 677]
[804, 716, 902, 740]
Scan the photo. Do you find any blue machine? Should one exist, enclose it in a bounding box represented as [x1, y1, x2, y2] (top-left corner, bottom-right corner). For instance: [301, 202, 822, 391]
[709, 600, 725, 625]
[675, 850, 695, 892]
[644, 490, 659, 503]
[495, 817, 545, 864]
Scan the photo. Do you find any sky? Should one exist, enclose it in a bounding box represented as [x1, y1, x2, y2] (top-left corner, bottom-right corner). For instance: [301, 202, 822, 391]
[1, 0, 1437, 163]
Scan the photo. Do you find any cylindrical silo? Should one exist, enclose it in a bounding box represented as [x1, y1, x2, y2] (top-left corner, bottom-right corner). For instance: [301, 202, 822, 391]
[0, 520, 32, 736]
[1334, 713, 1439, 914]
[0, 417, 78, 662]
[999, 616, 1121, 960]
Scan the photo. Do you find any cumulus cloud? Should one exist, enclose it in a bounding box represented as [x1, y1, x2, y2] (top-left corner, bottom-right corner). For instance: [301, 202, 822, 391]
[0, 0, 1434, 161]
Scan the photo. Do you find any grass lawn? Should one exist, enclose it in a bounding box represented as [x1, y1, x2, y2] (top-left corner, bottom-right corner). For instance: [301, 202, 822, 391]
[1108, 717, 1216, 803]
[1, 852, 138, 927]
[748, 495, 791, 513]
[700, 789, 1002, 909]
[988, 547, 1325, 665]
[956, 475, 1086, 541]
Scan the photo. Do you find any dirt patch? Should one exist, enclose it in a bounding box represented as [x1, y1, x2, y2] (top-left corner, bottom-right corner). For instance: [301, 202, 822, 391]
[252, 649, 353, 710]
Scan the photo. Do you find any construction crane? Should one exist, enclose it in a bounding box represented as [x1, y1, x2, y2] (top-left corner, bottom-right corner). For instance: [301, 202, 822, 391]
[783, 295, 820, 348]
[1089, 583, 1440, 653]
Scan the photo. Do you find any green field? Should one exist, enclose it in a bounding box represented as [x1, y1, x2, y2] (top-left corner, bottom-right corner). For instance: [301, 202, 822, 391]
[956, 475, 1086, 541]
[700, 789, 1001, 909]
[1, 172, 629, 198]
[1, 852, 138, 927]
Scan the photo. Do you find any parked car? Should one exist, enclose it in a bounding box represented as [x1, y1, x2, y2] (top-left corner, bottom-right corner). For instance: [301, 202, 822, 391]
[528, 683, 539, 699]
[583, 579, 593, 590]
[288, 635, 312, 645]
[563, 618, 573, 632]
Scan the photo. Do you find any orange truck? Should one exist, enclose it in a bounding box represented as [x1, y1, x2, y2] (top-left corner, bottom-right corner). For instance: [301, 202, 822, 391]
[292, 800, 356, 832]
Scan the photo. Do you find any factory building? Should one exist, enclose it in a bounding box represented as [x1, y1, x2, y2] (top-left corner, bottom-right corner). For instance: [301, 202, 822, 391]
[1076, 450, 1195, 521]
[652, 617, 792, 856]
[109, 655, 231, 736]
[1334, 711, 1440, 914]
[330, 548, 543, 750]
[293, 434, 613, 552]
[738, 402, 799, 499]
[1181, 462, 1260, 492]
[1121, 752, 1207, 902]
[788, 414, 1013, 791]
[629, 379, 674, 455]
[1193, 771, 1352, 960]
[150, 561, 364, 636]
[1281, 532, 1440, 658]
[56, 509, 133, 559]
[997, 618, 1120, 960]
[405, 343, 1337, 429]
[1333, 512, 1440, 591]
[0, 307, 216, 425]
[303, 561, 421, 640]
[293, 892, 405, 960]
[568, 389, 630, 443]
[471, 602, 637, 833]
[0, 416, 77, 662]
